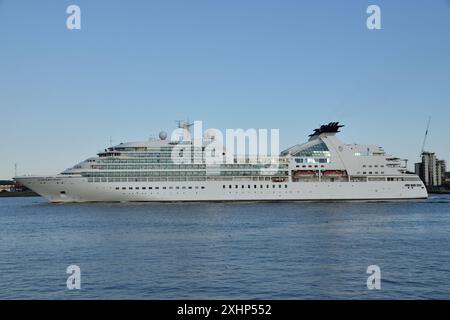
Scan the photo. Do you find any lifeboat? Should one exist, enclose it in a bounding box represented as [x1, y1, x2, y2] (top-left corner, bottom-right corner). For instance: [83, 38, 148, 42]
[322, 170, 346, 176]
[294, 170, 315, 175]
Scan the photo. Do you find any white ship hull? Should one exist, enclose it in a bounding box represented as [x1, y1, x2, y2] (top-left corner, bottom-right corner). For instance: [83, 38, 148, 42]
[16, 175, 428, 203]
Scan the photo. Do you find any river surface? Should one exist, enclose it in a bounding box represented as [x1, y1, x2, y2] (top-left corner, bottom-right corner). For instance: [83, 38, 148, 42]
[1, 196, 449, 299]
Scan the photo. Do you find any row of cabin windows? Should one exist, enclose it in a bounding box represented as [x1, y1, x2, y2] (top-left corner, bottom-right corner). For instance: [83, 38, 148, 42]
[91, 163, 288, 170]
[297, 164, 386, 170]
[115, 186, 206, 191]
[94, 158, 289, 165]
[298, 165, 325, 168]
[362, 165, 384, 168]
[387, 177, 407, 181]
[356, 171, 385, 175]
[86, 171, 207, 177]
[223, 184, 288, 189]
[92, 164, 207, 170]
[101, 153, 223, 159]
[295, 158, 330, 164]
[84, 171, 287, 178]
[97, 157, 205, 164]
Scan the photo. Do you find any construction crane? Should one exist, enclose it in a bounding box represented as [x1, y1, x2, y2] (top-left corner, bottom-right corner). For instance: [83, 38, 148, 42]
[420, 116, 431, 157]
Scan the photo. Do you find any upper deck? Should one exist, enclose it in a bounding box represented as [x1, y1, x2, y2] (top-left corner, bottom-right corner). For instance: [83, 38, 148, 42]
[60, 122, 420, 185]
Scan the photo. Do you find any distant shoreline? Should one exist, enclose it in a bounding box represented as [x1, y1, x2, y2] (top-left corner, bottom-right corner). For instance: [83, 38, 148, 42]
[429, 190, 450, 194]
[427, 186, 450, 194]
[0, 191, 40, 198]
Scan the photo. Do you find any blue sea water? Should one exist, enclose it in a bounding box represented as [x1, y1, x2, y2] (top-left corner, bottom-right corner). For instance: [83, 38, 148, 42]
[0, 195, 450, 299]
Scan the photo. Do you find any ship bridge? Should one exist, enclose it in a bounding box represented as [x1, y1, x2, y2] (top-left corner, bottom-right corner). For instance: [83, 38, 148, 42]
[281, 122, 343, 157]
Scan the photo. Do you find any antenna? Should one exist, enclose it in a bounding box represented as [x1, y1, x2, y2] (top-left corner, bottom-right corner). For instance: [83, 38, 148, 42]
[176, 119, 193, 129]
[175, 119, 194, 141]
[420, 116, 431, 156]
[109, 136, 113, 147]
[14, 163, 18, 177]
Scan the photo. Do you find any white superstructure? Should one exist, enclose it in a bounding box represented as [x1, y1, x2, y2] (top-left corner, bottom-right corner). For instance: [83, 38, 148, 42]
[15, 122, 427, 202]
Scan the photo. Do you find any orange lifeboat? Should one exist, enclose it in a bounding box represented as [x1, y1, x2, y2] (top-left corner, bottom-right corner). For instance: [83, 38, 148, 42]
[322, 170, 346, 176]
[294, 170, 315, 175]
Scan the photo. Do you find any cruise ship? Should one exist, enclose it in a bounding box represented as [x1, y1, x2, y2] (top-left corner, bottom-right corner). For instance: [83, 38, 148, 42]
[15, 122, 427, 202]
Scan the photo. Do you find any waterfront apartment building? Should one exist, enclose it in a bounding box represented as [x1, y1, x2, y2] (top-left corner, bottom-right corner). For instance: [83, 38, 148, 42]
[437, 160, 446, 186]
[415, 152, 446, 186]
[445, 172, 450, 185]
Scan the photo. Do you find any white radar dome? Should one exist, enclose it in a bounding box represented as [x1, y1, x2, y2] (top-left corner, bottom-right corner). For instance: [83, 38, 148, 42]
[159, 131, 168, 140]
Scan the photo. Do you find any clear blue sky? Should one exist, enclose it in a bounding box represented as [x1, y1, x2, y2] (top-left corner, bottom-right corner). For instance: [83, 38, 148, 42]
[1, 0, 450, 179]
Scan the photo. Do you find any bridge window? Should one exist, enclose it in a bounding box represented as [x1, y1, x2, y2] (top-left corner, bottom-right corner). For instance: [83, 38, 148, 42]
[293, 142, 330, 158]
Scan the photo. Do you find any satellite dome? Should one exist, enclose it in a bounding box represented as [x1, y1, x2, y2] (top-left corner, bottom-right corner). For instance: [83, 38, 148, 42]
[159, 131, 167, 140]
